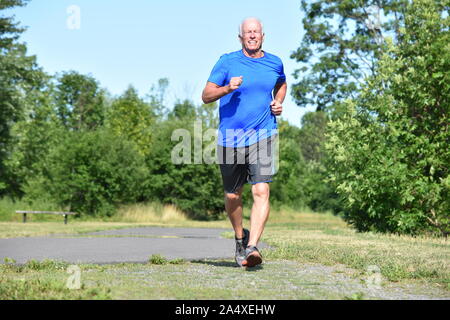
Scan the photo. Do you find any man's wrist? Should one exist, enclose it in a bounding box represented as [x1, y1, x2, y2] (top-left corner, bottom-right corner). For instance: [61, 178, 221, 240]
[224, 85, 233, 94]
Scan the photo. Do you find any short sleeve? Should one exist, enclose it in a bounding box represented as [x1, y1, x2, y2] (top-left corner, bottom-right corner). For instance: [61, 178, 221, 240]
[276, 60, 286, 84]
[207, 55, 228, 86]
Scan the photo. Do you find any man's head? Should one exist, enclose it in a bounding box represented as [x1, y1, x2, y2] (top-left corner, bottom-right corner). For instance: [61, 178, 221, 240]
[238, 17, 265, 54]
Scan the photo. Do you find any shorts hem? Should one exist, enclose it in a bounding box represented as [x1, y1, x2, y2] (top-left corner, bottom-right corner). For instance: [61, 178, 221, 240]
[249, 180, 272, 185]
[224, 184, 245, 194]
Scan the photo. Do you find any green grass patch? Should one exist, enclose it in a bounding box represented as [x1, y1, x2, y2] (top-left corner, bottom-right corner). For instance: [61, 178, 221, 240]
[0, 259, 111, 300]
[148, 254, 186, 265]
[0, 277, 111, 300]
[258, 214, 449, 288]
[1, 259, 448, 300]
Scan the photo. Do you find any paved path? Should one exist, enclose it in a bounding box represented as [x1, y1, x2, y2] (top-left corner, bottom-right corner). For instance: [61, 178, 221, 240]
[0, 227, 269, 265]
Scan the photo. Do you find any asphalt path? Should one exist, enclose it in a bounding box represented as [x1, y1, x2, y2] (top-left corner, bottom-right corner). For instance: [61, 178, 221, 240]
[0, 227, 269, 265]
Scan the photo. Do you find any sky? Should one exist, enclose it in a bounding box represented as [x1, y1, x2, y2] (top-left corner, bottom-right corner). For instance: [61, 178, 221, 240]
[9, 0, 315, 127]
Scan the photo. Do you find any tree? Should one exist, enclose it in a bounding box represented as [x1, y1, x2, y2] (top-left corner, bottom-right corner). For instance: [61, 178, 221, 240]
[297, 112, 342, 213]
[24, 129, 148, 217]
[145, 115, 224, 220]
[291, 0, 407, 112]
[169, 99, 197, 120]
[0, 0, 46, 195]
[106, 85, 155, 156]
[325, 0, 449, 236]
[146, 78, 169, 118]
[5, 82, 65, 197]
[53, 71, 106, 131]
[299, 111, 328, 162]
[269, 120, 308, 209]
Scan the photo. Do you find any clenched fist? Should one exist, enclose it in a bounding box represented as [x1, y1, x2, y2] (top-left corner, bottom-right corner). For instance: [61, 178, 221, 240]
[270, 99, 282, 116]
[228, 76, 243, 91]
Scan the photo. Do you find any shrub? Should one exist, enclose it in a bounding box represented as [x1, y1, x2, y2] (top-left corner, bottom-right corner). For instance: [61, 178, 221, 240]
[24, 129, 148, 217]
[325, 0, 449, 236]
[145, 117, 224, 220]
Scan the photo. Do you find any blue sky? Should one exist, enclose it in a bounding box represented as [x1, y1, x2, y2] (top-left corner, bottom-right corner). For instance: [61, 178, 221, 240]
[10, 0, 314, 126]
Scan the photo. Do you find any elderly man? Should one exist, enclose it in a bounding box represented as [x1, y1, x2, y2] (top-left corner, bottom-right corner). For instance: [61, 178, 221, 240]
[202, 17, 287, 267]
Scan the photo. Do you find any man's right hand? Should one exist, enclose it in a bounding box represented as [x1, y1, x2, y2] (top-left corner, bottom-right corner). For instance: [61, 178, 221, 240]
[228, 76, 243, 92]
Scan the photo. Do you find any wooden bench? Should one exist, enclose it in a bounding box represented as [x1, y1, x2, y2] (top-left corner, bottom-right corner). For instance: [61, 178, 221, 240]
[16, 211, 77, 224]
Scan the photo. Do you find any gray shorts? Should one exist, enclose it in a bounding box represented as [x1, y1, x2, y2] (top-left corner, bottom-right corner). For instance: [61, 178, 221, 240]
[217, 135, 277, 194]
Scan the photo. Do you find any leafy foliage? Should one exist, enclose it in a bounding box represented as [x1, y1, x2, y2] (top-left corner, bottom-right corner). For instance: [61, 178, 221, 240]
[24, 129, 148, 217]
[325, 0, 449, 235]
[5, 85, 64, 197]
[107, 85, 155, 156]
[291, 0, 407, 111]
[145, 104, 224, 220]
[0, 0, 46, 195]
[53, 71, 106, 130]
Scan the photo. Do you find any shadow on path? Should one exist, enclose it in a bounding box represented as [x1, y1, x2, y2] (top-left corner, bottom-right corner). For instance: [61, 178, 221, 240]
[191, 259, 264, 271]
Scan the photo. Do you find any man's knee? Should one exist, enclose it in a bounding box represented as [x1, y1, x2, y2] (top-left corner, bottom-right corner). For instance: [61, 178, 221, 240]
[252, 183, 269, 200]
[225, 192, 240, 202]
[225, 187, 243, 202]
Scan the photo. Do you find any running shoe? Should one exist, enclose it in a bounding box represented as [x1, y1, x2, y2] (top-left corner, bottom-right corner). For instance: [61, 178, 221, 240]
[242, 246, 262, 267]
[235, 228, 250, 267]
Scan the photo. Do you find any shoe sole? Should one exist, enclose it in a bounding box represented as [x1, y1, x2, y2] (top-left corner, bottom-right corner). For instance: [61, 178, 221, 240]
[242, 251, 262, 267]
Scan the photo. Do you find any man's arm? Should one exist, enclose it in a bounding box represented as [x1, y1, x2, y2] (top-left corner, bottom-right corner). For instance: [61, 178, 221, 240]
[271, 81, 287, 116]
[201, 76, 243, 104]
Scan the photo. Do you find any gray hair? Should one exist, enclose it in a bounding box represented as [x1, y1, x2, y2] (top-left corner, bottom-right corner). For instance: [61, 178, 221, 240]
[238, 17, 264, 36]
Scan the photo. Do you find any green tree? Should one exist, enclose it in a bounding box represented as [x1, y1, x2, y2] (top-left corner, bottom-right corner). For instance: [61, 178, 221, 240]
[299, 111, 328, 162]
[197, 102, 219, 129]
[146, 78, 169, 118]
[298, 111, 342, 213]
[5, 82, 65, 197]
[325, 0, 449, 236]
[24, 129, 148, 217]
[106, 85, 155, 156]
[145, 105, 224, 219]
[0, 0, 46, 194]
[291, 0, 407, 112]
[169, 99, 197, 120]
[53, 71, 106, 130]
[270, 120, 308, 209]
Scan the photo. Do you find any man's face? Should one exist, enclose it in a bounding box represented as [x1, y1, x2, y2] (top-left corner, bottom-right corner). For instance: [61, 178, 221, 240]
[239, 20, 264, 52]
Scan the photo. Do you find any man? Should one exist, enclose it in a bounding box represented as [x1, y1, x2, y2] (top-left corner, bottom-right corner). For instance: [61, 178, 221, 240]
[202, 17, 287, 267]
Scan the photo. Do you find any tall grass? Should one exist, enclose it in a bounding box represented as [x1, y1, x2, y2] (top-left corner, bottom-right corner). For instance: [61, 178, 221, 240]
[112, 202, 188, 223]
[0, 197, 63, 222]
[0, 197, 191, 224]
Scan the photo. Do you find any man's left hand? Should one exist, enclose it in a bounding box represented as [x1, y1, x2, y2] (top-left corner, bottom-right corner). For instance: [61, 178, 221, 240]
[270, 100, 282, 116]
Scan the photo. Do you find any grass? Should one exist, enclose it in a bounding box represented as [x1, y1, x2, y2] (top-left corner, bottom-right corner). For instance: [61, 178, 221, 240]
[0, 258, 370, 300]
[112, 202, 190, 223]
[0, 259, 111, 299]
[0, 200, 449, 299]
[148, 254, 186, 265]
[258, 208, 449, 287]
[1, 257, 447, 300]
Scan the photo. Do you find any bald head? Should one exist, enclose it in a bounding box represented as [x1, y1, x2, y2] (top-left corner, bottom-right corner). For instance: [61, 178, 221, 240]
[238, 17, 264, 37]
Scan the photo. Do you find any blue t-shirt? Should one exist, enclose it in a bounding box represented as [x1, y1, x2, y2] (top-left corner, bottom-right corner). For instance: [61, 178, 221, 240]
[208, 50, 286, 147]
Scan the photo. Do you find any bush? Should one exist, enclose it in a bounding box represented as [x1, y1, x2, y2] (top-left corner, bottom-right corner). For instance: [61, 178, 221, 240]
[325, 0, 449, 236]
[144, 118, 224, 220]
[24, 129, 148, 217]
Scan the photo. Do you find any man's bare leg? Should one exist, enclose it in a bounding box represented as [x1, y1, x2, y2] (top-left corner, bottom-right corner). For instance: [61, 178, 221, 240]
[248, 182, 270, 247]
[224, 186, 244, 239]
